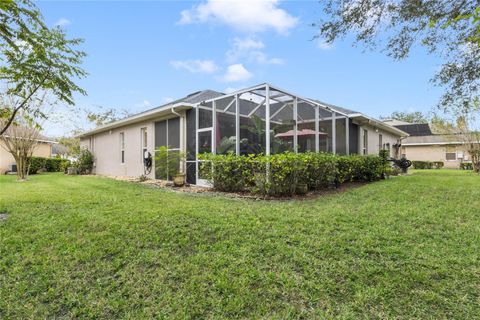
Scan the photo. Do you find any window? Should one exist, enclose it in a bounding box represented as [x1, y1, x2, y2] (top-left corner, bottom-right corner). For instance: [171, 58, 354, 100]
[384, 143, 391, 156]
[89, 136, 95, 152]
[446, 146, 456, 161]
[378, 134, 383, 151]
[401, 146, 406, 158]
[120, 132, 125, 163]
[154, 118, 182, 180]
[362, 129, 368, 155]
[141, 127, 147, 162]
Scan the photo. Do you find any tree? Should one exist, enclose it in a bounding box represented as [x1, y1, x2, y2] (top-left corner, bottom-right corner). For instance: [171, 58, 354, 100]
[383, 111, 429, 124]
[433, 110, 480, 173]
[455, 113, 480, 173]
[57, 135, 80, 158]
[0, 117, 41, 181]
[0, 0, 87, 135]
[314, 1, 480, 113]
[86, 107, 131, 126]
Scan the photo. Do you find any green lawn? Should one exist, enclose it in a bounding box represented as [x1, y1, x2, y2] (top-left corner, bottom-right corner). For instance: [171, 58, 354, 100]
[0, 171, 479, 319]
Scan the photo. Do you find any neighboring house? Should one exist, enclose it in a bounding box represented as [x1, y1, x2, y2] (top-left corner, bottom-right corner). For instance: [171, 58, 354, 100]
[386, 121, 472, 169]
[0, 135, 55, 174]
[52, 143, 70, 159]
[78, 83, 407, 185]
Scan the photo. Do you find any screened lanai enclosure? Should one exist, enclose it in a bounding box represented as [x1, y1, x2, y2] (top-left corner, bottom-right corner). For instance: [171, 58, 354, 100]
[154, 84, 358, 185]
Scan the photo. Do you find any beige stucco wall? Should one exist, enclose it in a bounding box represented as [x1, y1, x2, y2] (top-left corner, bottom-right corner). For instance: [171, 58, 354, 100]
[0, 141, 52, 173]
[358, 123, 400, 157]
[80, 120, 157, 178]
[402, 144, 469, 169]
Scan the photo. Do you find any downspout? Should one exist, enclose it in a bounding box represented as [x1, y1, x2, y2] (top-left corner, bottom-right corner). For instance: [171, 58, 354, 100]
[171, 107, 182, 117]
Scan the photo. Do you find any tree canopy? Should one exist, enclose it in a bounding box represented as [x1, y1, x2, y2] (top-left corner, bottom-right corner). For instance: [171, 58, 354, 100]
[314, 1, 480, 113]
[383, 111, 429, 124]
[0, 0, 87, 135]
[86, 107, 131, 127]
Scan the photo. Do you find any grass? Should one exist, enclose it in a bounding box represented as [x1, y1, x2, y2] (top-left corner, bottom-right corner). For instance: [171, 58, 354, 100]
[0, 170, 479, 319]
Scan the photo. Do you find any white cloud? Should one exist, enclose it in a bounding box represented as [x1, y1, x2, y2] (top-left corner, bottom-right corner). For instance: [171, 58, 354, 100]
[226, 37, 284, 65]
[55, 18, 71, 27]
[233, 37, 265, 51]
[249, 51, 284, 65]
[170, 60, 219, 73]
[221, 64, 253, 82]
[163, 97, 174, 103]
[178, 0, 298, 35]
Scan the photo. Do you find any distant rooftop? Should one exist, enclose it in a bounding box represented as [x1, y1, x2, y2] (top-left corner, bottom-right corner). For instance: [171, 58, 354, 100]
[403, 134, 463, 145]
[394, 123, 432, 136]
[382, 119, 412, 126]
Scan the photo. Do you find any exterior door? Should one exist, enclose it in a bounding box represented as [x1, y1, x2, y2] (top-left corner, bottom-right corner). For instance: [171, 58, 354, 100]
[196, 106, 214, 186]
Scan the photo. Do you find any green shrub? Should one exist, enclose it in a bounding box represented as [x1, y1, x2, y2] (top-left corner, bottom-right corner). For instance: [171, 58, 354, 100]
[59, 159, 71, 173]
[412, 161, 432, 169]
[28, 157, 71, 174]
[200, 152, 385, 196]
[384, 166, 402, 177]
[432, 161, 444, 169]
[412, 161, 444, 169]
[48, 158, 71, 172]
[460, 162, 473, 170]
[337, 155, 384, 182]
[75, 149, 94, 174]
[253, 153, 304, 196]
[199, 153, 256, 192]
[28, 157, 46, 174]
[301, 152, 338, 189]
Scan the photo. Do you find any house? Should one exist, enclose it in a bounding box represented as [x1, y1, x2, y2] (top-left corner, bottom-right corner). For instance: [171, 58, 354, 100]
[0, 134, 55, 174]
[78, 83, 407, 185]
[385, 121, 473, 168]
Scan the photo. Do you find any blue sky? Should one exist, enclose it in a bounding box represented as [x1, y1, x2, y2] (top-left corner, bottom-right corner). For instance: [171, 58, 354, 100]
[37, 0, 443, 136]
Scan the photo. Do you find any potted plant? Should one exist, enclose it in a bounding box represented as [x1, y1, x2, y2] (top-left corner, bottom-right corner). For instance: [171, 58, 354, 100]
[173, 172, 186, 187]
[155, 146, 186, 187]
[295, 181, 308, 195]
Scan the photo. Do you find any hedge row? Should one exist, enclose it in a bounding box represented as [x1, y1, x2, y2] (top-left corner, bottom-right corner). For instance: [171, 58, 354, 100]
[199, 152, 388, 196]
[411, 161, 444, 169]
[28, 157, 71, 174]
[460, 162, 473, 170]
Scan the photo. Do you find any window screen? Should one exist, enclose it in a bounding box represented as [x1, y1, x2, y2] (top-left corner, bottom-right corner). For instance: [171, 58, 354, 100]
[446, 146, 456, 160]
[198, 108, 212, 129]
[155, 118, 180, 149]
[362, 129, 368, 155]
[155, 120, 167, 148]
[168, 117, 180, 149]
[186, 109, 196, 161]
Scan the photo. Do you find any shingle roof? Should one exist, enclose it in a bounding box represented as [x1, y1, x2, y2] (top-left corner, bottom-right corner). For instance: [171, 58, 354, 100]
[311, 99, 359, 115]
[394, 124, 432, 136]
[136, 89, 224, 116]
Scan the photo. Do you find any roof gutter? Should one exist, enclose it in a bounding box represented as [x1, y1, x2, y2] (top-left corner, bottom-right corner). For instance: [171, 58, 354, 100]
[350, 113, 409, 137]
[1, 135, 57, 144]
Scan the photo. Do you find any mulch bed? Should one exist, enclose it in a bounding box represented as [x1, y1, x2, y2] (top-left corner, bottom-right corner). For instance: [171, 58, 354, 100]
[104, 175, 368, 201]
